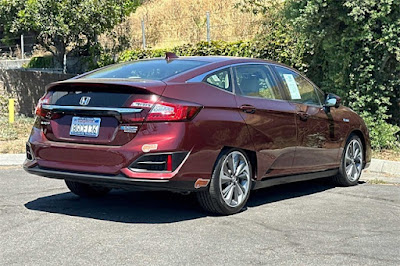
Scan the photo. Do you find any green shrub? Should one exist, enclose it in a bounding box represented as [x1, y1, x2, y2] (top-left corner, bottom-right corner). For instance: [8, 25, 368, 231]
[362, 114, 400, 150]
[24, 55, 54, 69]
[117, 40, 303, 69]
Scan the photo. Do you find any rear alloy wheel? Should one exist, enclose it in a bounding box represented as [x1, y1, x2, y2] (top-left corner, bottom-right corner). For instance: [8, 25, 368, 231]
[65, 180, 111, 198]
[197, 149, 252, 215]
[333, 135, 364, 186]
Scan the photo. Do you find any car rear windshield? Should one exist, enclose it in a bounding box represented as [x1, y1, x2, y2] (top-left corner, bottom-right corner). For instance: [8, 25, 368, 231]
[83, 59, 208, 80]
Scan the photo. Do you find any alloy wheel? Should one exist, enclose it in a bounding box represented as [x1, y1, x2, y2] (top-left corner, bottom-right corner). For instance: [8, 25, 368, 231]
[219, 151, 251, 208]
[344, 139, 363, 182]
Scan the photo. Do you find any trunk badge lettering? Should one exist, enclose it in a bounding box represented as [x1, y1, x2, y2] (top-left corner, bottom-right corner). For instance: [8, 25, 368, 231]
[120, 126, 138, 133]
[79, 96, 91, 106]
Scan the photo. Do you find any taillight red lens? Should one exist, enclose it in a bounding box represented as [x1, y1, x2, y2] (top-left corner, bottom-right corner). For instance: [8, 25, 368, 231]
[166, 154, 173, 171]
[35, 93, 52, 117]
[129, 98, 201, 122]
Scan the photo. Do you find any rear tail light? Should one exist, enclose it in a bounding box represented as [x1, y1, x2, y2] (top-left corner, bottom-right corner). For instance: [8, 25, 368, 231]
[127, 97, 202, 122]
[35, 92, 52, 117]
[26, 143, 34, 161]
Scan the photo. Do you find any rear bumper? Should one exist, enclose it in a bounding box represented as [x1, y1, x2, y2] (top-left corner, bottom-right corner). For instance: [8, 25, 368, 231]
[24, 165, 204, 192]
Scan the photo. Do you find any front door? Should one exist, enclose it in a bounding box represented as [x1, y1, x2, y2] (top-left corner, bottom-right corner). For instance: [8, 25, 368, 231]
[273, 65, 341, 172]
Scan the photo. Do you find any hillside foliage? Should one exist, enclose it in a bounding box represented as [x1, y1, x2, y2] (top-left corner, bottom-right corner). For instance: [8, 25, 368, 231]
[112, 0, 263, 49]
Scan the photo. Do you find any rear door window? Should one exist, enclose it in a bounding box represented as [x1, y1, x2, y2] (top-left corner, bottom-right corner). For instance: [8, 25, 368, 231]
[233, 64, 282, 100]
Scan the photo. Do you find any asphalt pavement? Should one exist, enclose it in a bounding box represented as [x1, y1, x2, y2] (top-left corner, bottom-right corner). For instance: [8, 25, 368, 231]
[1, 166, 400, 265]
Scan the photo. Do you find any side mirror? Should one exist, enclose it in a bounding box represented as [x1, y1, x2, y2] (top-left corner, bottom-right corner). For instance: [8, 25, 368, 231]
[325, 93, 341, 108]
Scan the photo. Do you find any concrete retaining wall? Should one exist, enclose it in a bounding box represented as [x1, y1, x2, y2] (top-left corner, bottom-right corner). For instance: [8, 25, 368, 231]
[0, 69, 74, 116]
[0, 59, 30, 69]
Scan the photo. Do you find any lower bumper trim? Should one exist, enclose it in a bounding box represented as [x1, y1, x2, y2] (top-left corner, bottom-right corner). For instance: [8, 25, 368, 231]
[24, 166, 202, 192]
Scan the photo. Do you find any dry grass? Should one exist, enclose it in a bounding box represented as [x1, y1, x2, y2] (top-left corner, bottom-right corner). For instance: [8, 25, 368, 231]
[366, 179, 389, 185]
[123, 0, 263, 49]
[372, 149, 400, 162]
[0, 116, 34, 154]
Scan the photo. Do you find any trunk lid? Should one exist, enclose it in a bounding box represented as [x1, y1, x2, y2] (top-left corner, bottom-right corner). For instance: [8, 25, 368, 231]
[40, 79, 166, 146]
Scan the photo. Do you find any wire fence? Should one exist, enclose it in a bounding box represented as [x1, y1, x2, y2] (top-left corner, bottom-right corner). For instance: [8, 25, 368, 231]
[0, 35, 36, 60]
[1, 11, 264, 60]
[124, 10, 264, 49]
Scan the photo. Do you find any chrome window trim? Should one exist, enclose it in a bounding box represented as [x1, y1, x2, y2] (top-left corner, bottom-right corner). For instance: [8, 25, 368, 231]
[42, 104, 143, 114]
[186, 62, 269, 83]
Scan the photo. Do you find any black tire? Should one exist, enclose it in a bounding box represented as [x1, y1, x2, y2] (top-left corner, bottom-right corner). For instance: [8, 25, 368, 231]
[65, 180, 111, 198]
[333, 134, 364, 186]
[196, 148, 253, 215]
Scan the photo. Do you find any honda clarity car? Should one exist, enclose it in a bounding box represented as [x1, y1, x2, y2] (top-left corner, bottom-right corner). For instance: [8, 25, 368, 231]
[24, 53, 371, 215]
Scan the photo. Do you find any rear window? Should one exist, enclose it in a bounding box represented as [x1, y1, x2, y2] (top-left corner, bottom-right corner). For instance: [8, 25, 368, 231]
[83, 59, 207, 80]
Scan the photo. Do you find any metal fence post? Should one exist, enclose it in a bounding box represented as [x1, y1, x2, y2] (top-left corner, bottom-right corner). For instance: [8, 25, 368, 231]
[206, 11, 211, 43]
[20, 34, 24, 59]
[141, 20, 146, 49]
[63, 54, 67, 74]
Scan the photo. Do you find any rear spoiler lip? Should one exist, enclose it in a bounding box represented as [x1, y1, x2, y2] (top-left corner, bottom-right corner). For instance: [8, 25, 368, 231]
[45, 78, 167, 95]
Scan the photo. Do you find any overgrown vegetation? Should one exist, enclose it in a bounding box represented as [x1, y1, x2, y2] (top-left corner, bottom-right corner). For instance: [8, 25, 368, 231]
[23, 55, 54, 69]
[123, 0, 262, 49]
[0, 0, 141, 67]
[281, 0, 400, 150]
[0, 116, 34, 154]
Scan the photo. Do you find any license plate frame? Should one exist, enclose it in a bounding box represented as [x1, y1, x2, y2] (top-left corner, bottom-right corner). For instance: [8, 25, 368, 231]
[69, 117, 101, 138]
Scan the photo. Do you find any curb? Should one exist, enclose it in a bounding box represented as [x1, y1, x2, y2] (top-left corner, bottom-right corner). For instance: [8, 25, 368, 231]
[0, 154, 398, 176]
[0, 154, 25, 166]
[367, 158, 400, 176]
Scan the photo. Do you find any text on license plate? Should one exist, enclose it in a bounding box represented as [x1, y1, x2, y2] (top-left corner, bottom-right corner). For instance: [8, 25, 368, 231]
[70, 117, 101, 137]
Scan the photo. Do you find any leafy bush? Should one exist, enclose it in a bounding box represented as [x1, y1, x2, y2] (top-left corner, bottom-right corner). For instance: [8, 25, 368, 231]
[24, 55, 54, 69]
[118, 40, 304, 69]
[362, 115, 400, 150]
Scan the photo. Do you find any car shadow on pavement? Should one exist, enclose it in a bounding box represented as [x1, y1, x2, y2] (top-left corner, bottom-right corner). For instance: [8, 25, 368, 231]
[25, 178, 339, 223]
[247, 178, 336, 208]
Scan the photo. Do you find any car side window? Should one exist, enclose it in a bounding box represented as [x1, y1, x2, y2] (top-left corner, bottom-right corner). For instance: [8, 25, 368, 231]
[204, 69, 232, 92]
[274, 66, 321, 106]
[233, 65, 282, 100]
[315, 87, 326, 105]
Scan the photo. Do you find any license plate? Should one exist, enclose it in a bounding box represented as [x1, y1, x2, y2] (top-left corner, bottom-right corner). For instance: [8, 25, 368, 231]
[70, 117, 101, 137]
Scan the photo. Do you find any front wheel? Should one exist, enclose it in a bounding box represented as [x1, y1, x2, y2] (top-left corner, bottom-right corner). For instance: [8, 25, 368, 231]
[196, 149, 252, 215]
[333, 135, 364, 186]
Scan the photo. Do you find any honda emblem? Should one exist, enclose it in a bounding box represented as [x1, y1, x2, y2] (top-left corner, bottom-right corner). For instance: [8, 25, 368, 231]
[79, 96, 91, 106]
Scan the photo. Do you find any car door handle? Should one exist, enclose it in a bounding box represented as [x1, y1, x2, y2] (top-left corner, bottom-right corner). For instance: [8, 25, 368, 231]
[297, 111, 310, 121]
[240, 105, 256, 114]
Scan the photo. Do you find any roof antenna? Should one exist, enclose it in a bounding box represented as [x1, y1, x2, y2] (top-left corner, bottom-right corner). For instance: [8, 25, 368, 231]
[165, 52, 179, 61]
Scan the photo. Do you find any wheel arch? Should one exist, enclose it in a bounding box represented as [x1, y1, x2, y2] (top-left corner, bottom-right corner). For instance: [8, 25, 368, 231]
[347, 129, 367, 166]
[218, 146, 257, 181]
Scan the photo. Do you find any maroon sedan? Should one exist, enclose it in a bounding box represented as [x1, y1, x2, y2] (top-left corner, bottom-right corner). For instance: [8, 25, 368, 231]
[24, 54, 371, 215]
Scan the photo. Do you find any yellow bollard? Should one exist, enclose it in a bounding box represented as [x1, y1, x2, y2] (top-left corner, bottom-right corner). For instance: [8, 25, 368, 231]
[8, 99, 15, 124]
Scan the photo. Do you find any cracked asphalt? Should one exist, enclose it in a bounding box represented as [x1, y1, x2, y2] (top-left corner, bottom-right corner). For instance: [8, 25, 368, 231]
[1, 167, 400, 265]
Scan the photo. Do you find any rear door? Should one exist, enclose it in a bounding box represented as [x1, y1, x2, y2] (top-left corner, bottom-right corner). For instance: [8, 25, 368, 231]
[272, 65, 341, 172]
[232, 64, 298, 178]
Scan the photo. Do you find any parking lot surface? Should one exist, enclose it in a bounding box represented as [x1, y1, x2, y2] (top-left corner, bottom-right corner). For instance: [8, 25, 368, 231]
[1, 167, 399, 265]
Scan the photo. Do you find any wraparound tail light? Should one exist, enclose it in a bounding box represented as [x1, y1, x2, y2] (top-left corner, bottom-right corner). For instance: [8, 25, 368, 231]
[26, 143, 34, 161]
